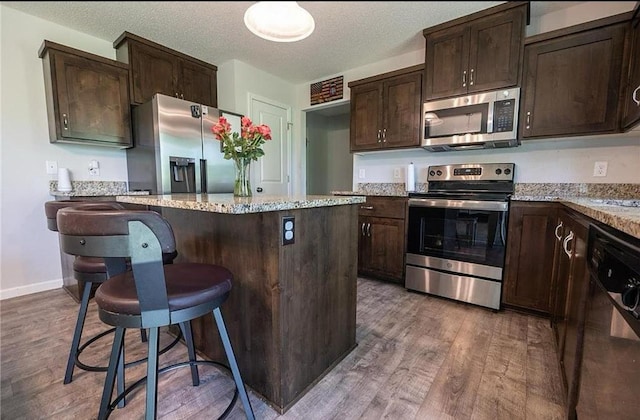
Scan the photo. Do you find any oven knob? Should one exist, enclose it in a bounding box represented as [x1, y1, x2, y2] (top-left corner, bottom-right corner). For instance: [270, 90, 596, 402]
[495, 169, 502, 175]
[429, 170, 435, 176]
[436, 170, 442, 176]
[504, 168, 511, 175]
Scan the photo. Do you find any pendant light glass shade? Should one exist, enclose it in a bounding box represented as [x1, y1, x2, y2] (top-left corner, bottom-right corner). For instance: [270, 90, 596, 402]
[244, 2, 315, 42]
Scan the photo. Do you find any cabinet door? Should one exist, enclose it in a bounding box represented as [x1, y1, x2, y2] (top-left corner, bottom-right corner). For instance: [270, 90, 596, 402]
[561, 220, 589, 418]
[357, 217, 371, 274]
[550, 216, 572, 349]
[503, 202, 558, 313]
[350, 82, 382, 151]
[468, 6, 524, 93]
[382, 71, 422, 148]
[180, 59, 218, 107]
[53, 51, 131, 146]
[623, 15, 640, 130]
[129, 41, 179, 104]
[424, 25, 469, 100]
[368, 217, 405, 281]
[520, 23, 627, 138]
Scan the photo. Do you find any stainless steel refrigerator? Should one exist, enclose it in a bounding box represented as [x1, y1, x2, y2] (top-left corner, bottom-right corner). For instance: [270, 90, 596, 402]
[126, 94, 234, 194]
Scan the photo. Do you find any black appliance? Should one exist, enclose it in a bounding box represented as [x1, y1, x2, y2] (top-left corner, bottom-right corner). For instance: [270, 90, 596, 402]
[576, 223, 640, 419]
[405, 163, 515, 310]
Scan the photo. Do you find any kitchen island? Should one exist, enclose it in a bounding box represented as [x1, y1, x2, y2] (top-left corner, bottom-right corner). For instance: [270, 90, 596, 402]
[116, 193, 365, 413]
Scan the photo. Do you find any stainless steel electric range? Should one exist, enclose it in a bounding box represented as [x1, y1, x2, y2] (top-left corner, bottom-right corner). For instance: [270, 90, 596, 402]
[405, 163, 515, 310]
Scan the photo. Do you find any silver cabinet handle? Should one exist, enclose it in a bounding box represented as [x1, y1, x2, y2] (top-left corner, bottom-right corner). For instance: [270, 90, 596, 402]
[633, 85, 640, 106]
[526, 111, 531, 129]
[554, 221, 563, 241]
[462, 70, 467, 87]
[361, 222, 366, 236]
[180, 93, 184, 100]
[62, 113, 68, 130]
[366, 223, 371, 237]
[469, 68, 474, 86]
[377, 130, 381, 143]
[382, 128, 386, 142]
[360, 205, 374, 210]
[175, 93, 179, 98]
[563, 231, 574, 258]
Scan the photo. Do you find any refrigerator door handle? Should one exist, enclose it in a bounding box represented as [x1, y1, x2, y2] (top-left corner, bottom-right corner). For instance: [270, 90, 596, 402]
[200, 159, 208, 194]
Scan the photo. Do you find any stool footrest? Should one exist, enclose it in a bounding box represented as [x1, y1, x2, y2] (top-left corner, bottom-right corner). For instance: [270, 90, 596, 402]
[106, 360, 239, 420]
[75, 329, 183, 372]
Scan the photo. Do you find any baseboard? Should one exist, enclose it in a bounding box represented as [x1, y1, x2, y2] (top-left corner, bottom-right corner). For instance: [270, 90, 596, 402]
[0, 278, 63, 300]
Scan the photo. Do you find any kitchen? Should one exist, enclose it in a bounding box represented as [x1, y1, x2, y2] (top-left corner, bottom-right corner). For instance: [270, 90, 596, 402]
[1, 1, 640, 419]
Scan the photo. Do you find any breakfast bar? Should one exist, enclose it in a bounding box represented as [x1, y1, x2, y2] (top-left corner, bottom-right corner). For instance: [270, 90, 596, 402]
[116, 193, 365, 413]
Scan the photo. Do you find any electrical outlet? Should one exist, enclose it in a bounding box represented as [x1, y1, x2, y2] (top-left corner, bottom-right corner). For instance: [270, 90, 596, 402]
[282, 216, 295, 245]
[593, 161, 608, 177]
[88, 160, 100, 176]
[358, 169, 366, 179]
[45, 160, 58, 174]
[393, 168, 401, 179]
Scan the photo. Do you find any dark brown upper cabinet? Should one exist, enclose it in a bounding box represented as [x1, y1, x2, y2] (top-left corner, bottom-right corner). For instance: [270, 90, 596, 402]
[114, 32, 217, 107]
[423, 2, 527, 101]
[520, 13, 631, 139]
[39, 41, 132, 148]
[623, 5, 640, 130]
[349, 65, 423, 152]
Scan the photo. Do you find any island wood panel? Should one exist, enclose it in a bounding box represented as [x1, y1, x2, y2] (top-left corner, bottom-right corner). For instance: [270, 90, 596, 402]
[162, 204, 358, 413]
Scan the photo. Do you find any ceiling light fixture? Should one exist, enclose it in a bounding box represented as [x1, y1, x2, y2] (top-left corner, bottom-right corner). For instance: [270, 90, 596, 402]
[244, 1, 315, 43]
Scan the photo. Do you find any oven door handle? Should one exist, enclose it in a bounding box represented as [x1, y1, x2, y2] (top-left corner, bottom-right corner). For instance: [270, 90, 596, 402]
[408, 198, 508, 211]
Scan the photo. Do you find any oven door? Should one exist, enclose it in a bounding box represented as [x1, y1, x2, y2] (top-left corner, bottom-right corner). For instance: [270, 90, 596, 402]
[406, 198, 509, 280]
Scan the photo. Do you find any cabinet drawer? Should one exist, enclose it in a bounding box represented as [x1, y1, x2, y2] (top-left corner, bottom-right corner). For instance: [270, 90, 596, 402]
[358, 197, 406, 219]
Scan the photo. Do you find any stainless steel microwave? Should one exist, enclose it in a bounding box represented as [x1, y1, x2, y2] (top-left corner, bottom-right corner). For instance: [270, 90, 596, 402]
[422, 87, 520, 152]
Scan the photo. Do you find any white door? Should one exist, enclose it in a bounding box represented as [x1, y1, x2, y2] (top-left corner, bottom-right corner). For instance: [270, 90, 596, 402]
[249, 94, 291, 195]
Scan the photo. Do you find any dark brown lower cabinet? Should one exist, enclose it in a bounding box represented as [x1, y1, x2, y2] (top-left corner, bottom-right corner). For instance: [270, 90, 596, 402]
[357, 197, 407, 284]
[550, 210, 590, 419]
[503, 201, 559, 314]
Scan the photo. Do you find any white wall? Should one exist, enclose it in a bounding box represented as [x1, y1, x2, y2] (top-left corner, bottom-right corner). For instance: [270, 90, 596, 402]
[0, 6, 129, 299]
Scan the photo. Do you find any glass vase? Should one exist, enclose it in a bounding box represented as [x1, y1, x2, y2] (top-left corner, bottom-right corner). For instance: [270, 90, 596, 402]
[233, 157, 252, 197]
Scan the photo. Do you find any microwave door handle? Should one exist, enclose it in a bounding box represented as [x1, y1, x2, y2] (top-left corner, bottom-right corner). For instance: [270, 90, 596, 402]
[487, 100, 494, 133]
[408, 198, 508, 212]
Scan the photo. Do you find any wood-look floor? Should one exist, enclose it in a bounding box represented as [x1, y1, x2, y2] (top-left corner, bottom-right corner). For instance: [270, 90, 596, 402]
[1, 278, 565, 419]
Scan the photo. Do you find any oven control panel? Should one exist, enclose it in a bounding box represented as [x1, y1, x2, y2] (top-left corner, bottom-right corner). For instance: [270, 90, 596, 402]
[427, 163, 515, 181]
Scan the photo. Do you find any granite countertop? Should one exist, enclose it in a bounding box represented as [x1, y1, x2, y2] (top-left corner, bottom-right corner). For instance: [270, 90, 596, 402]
[116, 193, 366, 214]
[512, 196, 640, 239]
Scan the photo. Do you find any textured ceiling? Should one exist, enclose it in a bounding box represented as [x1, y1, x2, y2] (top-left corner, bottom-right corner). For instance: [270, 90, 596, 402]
[3, 1, 586, 84]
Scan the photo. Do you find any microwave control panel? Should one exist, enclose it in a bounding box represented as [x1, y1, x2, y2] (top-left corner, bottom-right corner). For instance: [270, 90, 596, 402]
[493, 100, 515, 132]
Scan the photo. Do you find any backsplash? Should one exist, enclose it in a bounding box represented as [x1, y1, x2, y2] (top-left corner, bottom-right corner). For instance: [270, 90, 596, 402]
[348, 182, 640, 199]
[514, 183, 640, 199]
[49, 181, 142, 197]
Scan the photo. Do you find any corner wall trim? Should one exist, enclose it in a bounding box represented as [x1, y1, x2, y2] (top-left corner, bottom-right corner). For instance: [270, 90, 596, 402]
[0, 278, 63, 301]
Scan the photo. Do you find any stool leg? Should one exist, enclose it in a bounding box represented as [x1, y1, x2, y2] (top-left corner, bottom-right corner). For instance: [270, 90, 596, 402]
[145, 327, 160, 420]
[179, 321, 200, 386]
[98, 326, 125, 420]
[64, 280, 92, 384]
[213, 308, 255, 420]
[116, 340, 125, 408]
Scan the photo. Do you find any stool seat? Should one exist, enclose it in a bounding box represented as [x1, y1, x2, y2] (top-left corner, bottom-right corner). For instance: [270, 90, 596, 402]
[96, 263, 232, 315]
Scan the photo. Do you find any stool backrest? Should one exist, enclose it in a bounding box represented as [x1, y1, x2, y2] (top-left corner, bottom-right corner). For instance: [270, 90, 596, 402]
[57, 208, 177, 326]
[45, 200, 125, 232]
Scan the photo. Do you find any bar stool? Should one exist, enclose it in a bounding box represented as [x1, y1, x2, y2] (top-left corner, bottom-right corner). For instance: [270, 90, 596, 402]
[56, 207, 255, 420]
[44, 200, 180, 388]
